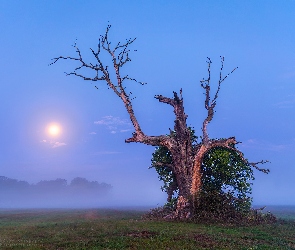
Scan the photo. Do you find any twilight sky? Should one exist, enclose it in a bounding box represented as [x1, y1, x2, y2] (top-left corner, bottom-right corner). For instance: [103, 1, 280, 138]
[0, 1, 295, 206]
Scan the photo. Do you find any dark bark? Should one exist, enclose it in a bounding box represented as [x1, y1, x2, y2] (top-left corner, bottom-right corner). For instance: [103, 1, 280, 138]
[51, 26, 269, 219]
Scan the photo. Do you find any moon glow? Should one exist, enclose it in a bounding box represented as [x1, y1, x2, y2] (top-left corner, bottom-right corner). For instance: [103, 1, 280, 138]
[47, 124, 61, 136]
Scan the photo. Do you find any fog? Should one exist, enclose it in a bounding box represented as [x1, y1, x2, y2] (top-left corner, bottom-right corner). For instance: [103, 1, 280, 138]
[0, 176, 159, 210]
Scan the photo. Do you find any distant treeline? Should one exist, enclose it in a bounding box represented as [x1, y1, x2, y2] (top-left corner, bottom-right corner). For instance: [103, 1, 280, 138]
[0, 176, 113, 208]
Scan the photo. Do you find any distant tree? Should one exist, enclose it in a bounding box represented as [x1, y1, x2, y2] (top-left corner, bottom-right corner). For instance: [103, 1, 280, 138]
[0, 176, 30, 190]
[70, 177, 112, 192]
[0, 176, 112, 208]
[97, 182, 113, 191]
[70, 177, 90, 189]
[51, 25, 269, 219]
[36, 178, 67, 189]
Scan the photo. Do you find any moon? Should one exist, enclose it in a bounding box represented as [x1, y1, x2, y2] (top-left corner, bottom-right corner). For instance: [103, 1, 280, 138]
[47, 123, 61, 136]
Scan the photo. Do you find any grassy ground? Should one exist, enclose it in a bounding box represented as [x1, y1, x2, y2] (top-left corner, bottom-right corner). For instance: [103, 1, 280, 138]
[0, 208, 295, 249]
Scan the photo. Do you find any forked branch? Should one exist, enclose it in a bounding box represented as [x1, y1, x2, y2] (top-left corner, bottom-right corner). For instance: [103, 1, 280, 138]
[200, 57, 238, 144]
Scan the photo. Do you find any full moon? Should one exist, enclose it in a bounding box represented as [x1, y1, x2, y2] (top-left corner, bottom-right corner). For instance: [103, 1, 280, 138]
[47, 124, 61, 136]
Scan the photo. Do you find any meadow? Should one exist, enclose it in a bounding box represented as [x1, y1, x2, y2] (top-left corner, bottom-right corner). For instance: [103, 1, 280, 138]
[0, 207, 295, 249]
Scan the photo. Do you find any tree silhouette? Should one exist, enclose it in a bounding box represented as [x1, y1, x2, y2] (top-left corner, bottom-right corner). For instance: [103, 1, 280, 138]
[51, 25, 269, 219]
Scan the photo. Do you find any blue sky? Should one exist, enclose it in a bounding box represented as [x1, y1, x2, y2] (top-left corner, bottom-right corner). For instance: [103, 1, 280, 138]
[0, 1, 295, 206]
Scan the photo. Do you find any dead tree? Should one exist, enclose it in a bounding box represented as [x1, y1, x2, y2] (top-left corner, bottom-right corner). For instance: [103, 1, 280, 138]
[51, 25, 269, 219]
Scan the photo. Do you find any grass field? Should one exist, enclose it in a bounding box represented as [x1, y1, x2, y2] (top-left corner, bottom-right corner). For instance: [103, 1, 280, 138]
[0, 207, 295, 249]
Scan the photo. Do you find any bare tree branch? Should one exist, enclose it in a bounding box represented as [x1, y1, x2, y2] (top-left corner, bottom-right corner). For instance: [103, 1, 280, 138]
[249, 160, 270, 174]
[200, 57, 238, 145]
[51, 26, 175, 150]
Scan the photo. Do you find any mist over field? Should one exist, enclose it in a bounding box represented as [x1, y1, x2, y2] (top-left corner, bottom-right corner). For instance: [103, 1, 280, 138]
[0, 176, 163, 209]
[0, 176, 111, 208]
